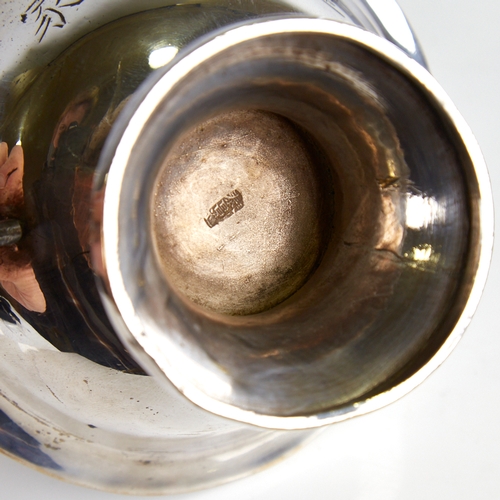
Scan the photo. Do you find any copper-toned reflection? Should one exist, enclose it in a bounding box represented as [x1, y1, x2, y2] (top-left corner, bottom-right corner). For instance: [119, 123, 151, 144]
[0, 142, 46, 313]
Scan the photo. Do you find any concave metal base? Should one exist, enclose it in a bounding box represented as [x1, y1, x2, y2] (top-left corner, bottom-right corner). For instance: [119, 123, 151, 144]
[152, 109, 332, 315]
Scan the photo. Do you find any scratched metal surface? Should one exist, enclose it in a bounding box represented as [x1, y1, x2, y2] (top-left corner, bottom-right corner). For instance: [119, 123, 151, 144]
[0, 0, 499, 498]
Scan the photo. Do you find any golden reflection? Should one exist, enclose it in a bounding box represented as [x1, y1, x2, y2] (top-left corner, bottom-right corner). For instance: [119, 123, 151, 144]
[404, 243, 439, 269]
[413, 244, 433, 262]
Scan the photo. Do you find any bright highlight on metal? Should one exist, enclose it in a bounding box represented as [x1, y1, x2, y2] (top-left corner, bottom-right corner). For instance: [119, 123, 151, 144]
[148, 46, 179, 69]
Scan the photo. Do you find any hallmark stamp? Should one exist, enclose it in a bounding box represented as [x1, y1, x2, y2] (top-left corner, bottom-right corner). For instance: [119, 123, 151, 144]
[205, 189, 244, 228]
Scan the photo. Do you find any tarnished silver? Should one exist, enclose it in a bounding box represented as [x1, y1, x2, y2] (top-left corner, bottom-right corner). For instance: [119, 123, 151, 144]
[0, 0, 492, 494]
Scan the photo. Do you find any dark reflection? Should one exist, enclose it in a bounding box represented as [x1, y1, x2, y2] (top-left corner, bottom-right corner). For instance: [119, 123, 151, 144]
[0, 408, 62, 471]
[21, 91, 144, 372]
[0, 295, 20, 324]
[0, 89, 143, 371]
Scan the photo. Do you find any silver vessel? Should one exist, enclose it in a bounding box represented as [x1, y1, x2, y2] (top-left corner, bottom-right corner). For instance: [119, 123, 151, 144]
[0, 0, 493, 494]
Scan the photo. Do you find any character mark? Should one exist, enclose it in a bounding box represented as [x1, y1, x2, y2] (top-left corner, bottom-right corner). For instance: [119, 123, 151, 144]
[205, 190, 244, 228]
[21, 0, 86, 42]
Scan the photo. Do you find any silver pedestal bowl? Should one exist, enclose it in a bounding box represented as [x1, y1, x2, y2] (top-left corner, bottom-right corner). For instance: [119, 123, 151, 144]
[0, 0, 492, 494]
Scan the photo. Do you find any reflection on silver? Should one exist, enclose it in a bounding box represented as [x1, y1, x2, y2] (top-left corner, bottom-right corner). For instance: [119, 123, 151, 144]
[411, 244, 433, 262]
[148, 45, 179, 69]
[405, 193, 445, 229]
[365, 0, 417, 55]
[0, 142, 46, 313]
[0, 219, 22, 246]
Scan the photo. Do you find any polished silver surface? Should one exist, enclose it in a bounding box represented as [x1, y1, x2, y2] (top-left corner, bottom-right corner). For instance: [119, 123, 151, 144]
[0, 308, 314, 494]
[0, 0, 426, 82]
[0, 0, 492, 495]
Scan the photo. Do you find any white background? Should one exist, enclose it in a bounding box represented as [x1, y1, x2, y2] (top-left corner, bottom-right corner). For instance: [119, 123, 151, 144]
[1, 1, 499, 498]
